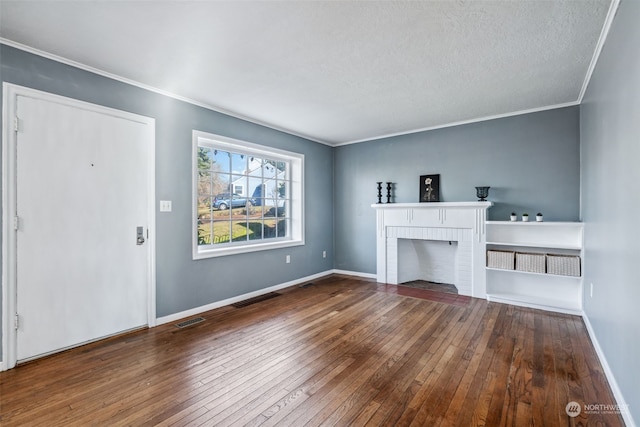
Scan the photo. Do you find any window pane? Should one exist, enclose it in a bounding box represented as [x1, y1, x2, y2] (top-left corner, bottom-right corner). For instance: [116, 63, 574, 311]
[247, 219, 263, 240]
[263, 218, 278, 239]
[276, 201, 288, 218]
[248, 157, 263, 176]
[197, 196, 214, 220]
[248, 176, 263, 199]
[264, 160, 278, 178]
[252, 198, 266, 211]
[247, 202, 262, 220]
[198, 172, 213, 196]
[197, 220, 212, 246]
[212, 220, 231, 244]
[212, 205, 231, 221]
[227, 195, 252, 218]
[264, 200, 278, 217]
[231, 220, 249, 242]
[276, 219, 289, 238]
[213, 196, 231, 211]
[231, 175, 247, 197]
[198, 147, 214, 172]
[231, 152, 247, 175]
[213, 150, 231, 173]
[277, 181, 288, 199]
[262, 178, 277, 199]
[212, 172, 232, 203]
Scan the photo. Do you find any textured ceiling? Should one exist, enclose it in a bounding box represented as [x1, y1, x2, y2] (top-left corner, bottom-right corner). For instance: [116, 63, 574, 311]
[0, 1, 614, 145]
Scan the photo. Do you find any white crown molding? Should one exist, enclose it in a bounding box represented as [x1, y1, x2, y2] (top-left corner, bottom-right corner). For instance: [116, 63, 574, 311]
[578, 0, 622, 103]
[0, 38, 333, 147]
[334, 101, 580, 147]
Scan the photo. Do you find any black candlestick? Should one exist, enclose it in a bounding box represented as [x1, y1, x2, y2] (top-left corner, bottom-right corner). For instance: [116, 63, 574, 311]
[376, 182, 383, 204]
[386, 182, 392, 203]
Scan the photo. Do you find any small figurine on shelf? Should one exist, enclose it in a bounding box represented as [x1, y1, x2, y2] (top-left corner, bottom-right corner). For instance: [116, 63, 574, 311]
[536, 213, 544, 222]
[522, 213, 529, 222]
[376, 182, 383, 204]
[510, 212, 517, 222]
[386, 182, 392, 203]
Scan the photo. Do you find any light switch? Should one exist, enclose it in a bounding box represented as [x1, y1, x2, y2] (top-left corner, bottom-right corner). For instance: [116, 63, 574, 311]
[160, 200, 172, 212]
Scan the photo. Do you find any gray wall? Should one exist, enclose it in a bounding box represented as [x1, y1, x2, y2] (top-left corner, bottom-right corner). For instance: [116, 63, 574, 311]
[0, 45, 334, 358]
[580, 0, 640, 422]
[334, 107, 581, 274]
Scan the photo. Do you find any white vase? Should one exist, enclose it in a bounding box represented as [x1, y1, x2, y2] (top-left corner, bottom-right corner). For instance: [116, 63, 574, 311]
[522, 216, 529, 222]
[536, 215, 543, 222]
[510, 215, 517, 222]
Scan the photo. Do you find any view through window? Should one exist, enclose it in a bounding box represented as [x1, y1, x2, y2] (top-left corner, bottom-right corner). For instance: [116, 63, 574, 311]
[193, 131, 303, 258]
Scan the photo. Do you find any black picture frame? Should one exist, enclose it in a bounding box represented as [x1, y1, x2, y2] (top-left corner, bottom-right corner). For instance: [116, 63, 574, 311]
[419, 174, 440, 202]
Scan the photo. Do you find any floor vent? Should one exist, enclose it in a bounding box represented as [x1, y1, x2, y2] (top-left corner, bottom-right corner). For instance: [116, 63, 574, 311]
[175, 317, 205, 328]
[232, 292, 281, 308]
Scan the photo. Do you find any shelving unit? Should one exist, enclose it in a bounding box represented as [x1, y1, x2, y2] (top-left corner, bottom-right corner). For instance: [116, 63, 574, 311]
[485, 221, 584, 315]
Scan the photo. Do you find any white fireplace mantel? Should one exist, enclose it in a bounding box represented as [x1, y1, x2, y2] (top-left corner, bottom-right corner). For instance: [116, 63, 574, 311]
[372, 202, 493, 298]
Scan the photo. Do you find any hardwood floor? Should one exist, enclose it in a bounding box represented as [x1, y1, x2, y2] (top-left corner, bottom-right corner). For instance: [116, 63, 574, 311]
[0, 275, 624, 426]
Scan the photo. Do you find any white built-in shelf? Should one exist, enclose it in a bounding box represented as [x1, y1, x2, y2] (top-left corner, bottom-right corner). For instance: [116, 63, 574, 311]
[486, 221, 583, 249]
[486, 242, 582, 250]
[485, 221, 584, 315]
[487, 220, 581, 226]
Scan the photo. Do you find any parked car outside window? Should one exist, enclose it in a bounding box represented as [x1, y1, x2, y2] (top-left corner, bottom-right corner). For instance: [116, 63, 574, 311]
[212, 193, 256, 210]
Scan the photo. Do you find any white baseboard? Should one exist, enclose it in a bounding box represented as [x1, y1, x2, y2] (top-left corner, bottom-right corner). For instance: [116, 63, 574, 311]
[156, 270, 334, 325]
[0, 361, 4, 372]
[582, 313, 636, 427]
[486, 294, 583, 316]
[332, 269, 377, 279]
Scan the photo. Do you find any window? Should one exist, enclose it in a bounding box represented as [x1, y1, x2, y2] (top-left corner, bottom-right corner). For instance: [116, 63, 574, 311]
[193, 131, 304, 259]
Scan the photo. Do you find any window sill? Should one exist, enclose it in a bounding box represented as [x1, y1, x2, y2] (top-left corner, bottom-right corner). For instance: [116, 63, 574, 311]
[193, 238, 304, 260]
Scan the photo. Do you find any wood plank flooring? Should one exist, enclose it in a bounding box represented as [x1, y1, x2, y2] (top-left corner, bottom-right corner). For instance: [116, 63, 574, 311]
[0, 275, 624, 426]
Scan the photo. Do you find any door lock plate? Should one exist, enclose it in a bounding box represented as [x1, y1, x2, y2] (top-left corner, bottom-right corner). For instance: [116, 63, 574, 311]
[136, 226, 145, 245]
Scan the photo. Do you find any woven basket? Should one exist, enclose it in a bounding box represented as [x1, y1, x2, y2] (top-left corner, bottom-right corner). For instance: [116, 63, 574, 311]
[547, 254, 581, 277]
[487, 250, 515, 270]
[515, 252, 546, 273]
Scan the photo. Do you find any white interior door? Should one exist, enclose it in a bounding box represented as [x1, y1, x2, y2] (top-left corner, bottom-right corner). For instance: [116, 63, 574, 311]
[13, 91, 153, 362]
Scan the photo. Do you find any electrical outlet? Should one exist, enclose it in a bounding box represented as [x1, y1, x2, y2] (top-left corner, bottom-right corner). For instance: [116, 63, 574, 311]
[323, 250, 327, 259]
[590, 282, 594, 298]
[286, 255, 291, 264]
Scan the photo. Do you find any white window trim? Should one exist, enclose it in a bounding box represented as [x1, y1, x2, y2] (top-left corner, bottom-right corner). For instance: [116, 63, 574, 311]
[192, 130, 304, 259]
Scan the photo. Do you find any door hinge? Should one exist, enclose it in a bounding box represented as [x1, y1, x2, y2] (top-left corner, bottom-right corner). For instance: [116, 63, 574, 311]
[15, 314, 19, 330]
[14, 215, 20, 231]
[14, 117, 20, 132]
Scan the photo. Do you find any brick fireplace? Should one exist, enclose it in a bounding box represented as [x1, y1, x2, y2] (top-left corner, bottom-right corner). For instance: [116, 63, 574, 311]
[372, 202, 492, 298]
